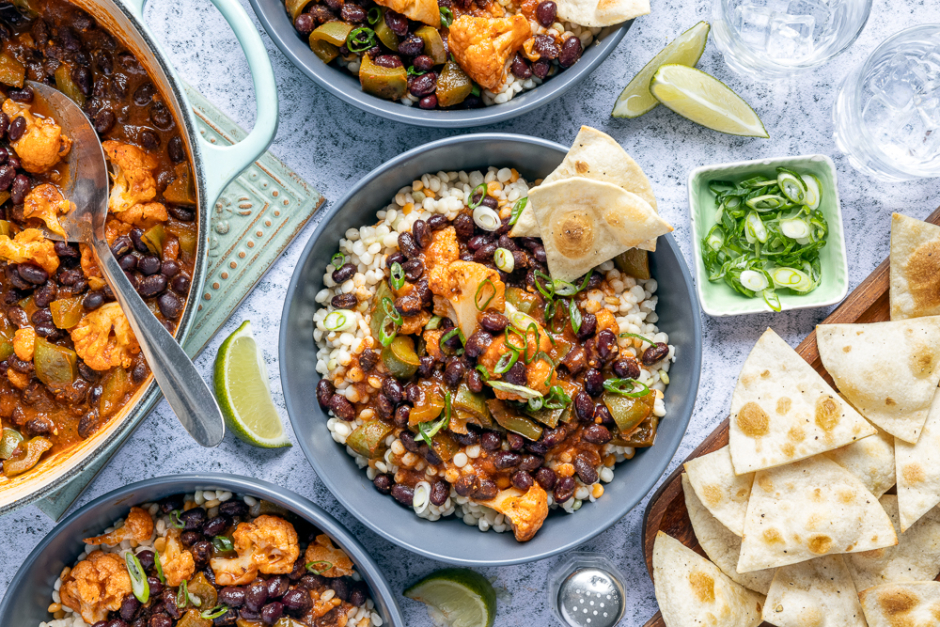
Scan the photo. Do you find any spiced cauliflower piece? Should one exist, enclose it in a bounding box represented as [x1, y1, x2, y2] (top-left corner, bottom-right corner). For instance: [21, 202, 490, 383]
[373, 0, 439, 27]
[159, 528, 196, 587]
[304, 534, 355, 578]
[60, 550, 132, 624]
[448, 15, 530, 91]
[69, 302, 140, 371]
[2, 99, 72, 174]
[428, 260, 505, 339]
[23, 183, 71, 237]
[0, 228, 59, 274]
[116, 201, 168, 228]
[13, 327, 34, 361]
[210, 515, 300, 586]
[102, 140, 158, 214]
[476, 484, 548, 542]
[85, 507, 154, 546]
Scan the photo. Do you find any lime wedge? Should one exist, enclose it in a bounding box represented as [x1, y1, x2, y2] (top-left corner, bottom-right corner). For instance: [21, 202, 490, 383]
[612, 21, 710, 119]
[213, 320, 291, 448]
[404, 568, 497, 627]
[649, 64, 769, 137]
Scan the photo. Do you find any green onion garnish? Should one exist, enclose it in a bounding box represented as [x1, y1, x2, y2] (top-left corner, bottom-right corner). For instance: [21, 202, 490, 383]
[212, 536, 233, 552]
[418, 393, 451, 446]
[494, 349, 519, 374]
[468, 183, 487, 210]
[470, 84, 481, 97]
[439, 6, 454, 27]
[367, 7, 381, 23]
[177, 578, 201, 609]
[494, 248, 514, 273]
[534, 271, 555, 301]
[553, 279, 579, 297]
[153, 550, 166, 584]
[306, 560, 333, 575]
[537, 351, 555, 387]
[324, 311, 349, 332]
[169, 510, 184, 529]
[487, 381, 542, 400]
[569, 300, 582, 334]
[505, 326, 526, 352]
[603, 378, 651, 398]
[440, 327, 465, 354]
[201, 605, 231, 620]
[543, 385, 571, 410]
[474, 279, 496, 311]
[509, 197, 527, 226]
[331, 252, 345, 268]
[347, 27, 376, 53]
[524, 323, 540, 364]
[125, 552, 149, 604]
[407, 65, 428, 76]
[578, 271, 593, 293]
[620, 332, 656, 346]
[390, 262, 405, 290]
[475, 365, 490, 381]
[425, 315, 442, 331]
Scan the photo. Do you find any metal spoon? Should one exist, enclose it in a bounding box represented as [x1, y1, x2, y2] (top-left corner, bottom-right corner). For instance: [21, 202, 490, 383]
[27, 81, 226, 447]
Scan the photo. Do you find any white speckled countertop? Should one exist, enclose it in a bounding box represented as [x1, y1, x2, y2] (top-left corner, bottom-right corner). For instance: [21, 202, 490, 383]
[1, 1, 939, 624]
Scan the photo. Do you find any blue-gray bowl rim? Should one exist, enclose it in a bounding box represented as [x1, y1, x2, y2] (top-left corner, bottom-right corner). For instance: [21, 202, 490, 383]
[247, 0, 633, 128]
[279, 132, 703, 565]
[0, 473, 405, 627]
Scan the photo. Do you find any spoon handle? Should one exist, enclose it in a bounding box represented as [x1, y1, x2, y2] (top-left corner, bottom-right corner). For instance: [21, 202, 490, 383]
[92, 240, 226, 447]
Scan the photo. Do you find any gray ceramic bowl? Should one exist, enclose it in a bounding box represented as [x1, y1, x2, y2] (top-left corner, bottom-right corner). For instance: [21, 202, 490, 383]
[0, 474, 404, 627]
[279, 134, 702, 565]
[248, 0, 634, 127]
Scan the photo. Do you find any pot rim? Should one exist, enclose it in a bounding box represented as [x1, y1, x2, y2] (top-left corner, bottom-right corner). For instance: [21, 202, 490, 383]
[0, 473, 406, 627]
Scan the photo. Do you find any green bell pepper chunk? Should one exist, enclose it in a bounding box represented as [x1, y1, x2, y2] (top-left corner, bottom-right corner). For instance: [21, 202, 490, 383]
[347, 421, 394, 459]
[486, 399, 543, 441]
[453, 383, 489, 422]
[382, 335, 419, 379]
[34, 337, 77, 392]
[602, 391, 655, 436]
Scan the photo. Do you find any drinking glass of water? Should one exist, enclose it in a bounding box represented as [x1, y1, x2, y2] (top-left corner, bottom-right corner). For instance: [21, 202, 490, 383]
[712, 0, 872, 80]
[834, 25, 940, 181]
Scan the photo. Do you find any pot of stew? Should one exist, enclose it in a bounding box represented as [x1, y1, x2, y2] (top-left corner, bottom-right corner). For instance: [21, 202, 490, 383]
[0, 0, 278, 513]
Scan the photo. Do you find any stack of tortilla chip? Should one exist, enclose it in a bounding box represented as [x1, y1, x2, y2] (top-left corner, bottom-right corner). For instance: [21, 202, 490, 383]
[653, 213, 940, 627]
[509, 126, 673, 282]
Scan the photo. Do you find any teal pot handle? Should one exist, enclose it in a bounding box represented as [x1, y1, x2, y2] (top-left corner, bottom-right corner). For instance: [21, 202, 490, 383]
[123, 0, 279, 205]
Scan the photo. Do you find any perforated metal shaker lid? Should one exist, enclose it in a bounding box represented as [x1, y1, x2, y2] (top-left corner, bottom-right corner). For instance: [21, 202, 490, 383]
[548, 553, 627, 627]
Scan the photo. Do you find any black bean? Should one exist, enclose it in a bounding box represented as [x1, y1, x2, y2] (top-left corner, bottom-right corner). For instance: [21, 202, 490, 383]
[179, 507, 206, 530]
[10, 173, 29, 204]
[574, 454, 599, 484]
[8, 87, 32, 103]
[506, 432, 525, 451]
[148, 576, 164, 597]
[6, 154, 20, 170]
[374, 54, 403, 68]
[553, 476, 576, 503]
[503, 361, 527, 386]
[266, 576, 290, 599]
[425, 214, 447, 231]
[383, 9, 409, 36]
[260, 601, 283, 625]
[294, 12, 315, 33]
[78, 411, 100, 439]
[158, 261, 179, 279]
[409, 72, 437, 97]
[463, 330, 492, 360]
[34, 323, 58, 339]
[480, 431, 501, 452]
[473, 479, 498, 501]
[0, 164, 14, 190]
[378, 377, 402, 404]
[542, 424, 568, 448]
[451, 214, 473, 240]
[164, 138, 186, 167]
[467, 368, 484, 393]
[111, 235, 133, 257]
[212, 609, 238, 626]
[331, 262, 356, 283]
[191, 540, 212, 567]
[455, 473, 479, 497]
[150, 102, 173, 130]
[517, 454, 542, 472]
[330, 293, 358, 309]
[8, 115, 26, 142]
[0, 114, 8, 140]
[358, 348, 378, 372]
[281, 588, 311, 615]
[535, 0, 557, 26]
[159, 494, 184, 514]
[444, 358, 466, 388]
[417, 354, 435, 378]
[25, 416, 53, 437]
[119, 254, 138, 272]
[430, 480, 449, 506]
[400, 430, 421, 453]
[402, 258, 424, 281]
[137, 549, 156, 571]
[583, 369, 604, 397]
[533, 34, 559, 60]
[202, 515, 229, 537]
[33, 282, 56, 307]
[398, 33, 424, 57]
[532, 59, 551, 79]
[328, 394, 355, 420]
[170, 274, 190, 295]
[596, 329, 618, 361]
[93, 108, 115, 134]
[376, 393, 393, 420]
[573, 390, 596, 422]
[72, 64, 93, 95]
[30, 308, 52, 325]
[349, 582, 368, 607]
[105, 619, 128, 627]
[491, 450, 521, 469]
[512, 471, 534, 490]
[391, 484, 414, 506]
[612, 357, 640, 379]
[510, 53, 532, 79]
[642, 342, 670, 365]
[245, 580, 268, 613]
[133, 82, 155, 105]
[373, 473, 393, 494]
[140, 130, 160, 151]
[7, 305, 27, 328]
[479, 311, 509, 333]
[219, 500, 250, 519]
[138, 255, 161, 276]
[137, 274, 167, 297]
[81, 290, 104, 311]
[582, 424, 612, 444]
[398, 231, 419, 258]
[14, 263, 45, 287]
[559, 35, 582, 68]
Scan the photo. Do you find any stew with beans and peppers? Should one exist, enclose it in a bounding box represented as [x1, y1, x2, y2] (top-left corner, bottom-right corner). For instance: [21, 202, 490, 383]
[0, 0, 197, 481]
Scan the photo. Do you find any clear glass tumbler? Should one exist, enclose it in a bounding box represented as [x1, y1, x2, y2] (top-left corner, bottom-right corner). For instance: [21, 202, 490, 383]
[833, 25, 940, 181]
[712, 0, 872, 80]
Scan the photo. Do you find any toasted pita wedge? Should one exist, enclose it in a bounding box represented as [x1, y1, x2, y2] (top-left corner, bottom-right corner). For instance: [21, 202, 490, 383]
[858, 582, 940, 627]
[762, 555, 865, 627]
[896, 391, 940, 531]
[682, 474, 774, 595]
[653, 531, 765, 627]
[825, 424, 896, 498]
[844, 494, 940, 591]
[527, 178, 672, 282]
[817, 318, 940, 443]
[511, 127, 659, 251]
[555, 0, 650, 28]
[890, 213, 940, 321]
[729, 328, 876, 474]
[738, 456, 897, 573]
[684, 445, 753, 537]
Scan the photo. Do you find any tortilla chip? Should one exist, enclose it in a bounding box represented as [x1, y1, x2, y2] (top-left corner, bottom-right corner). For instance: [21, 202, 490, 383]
[844, 494, 940, 591]
[762, 555, 866, 627]
[527, 178, 672, 282]
[896, 391, 940, 531]
[825, 424, 896, 498]
[511, 127, 659, 252]
[682, 474, 774, 595]
[817, 318, 940, 443]
[684, 445, 753, 537]
[890, 213, 940, 321]
[738, 456, 897, 573]
[729, 328, 876, 474]
[555, 0, 650, 28]
[858, 582, 940, 627]
[653, 531, 765, 627]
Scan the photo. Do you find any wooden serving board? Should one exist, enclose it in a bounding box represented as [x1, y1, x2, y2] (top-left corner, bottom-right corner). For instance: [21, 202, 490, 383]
[639, 206, 940, 627]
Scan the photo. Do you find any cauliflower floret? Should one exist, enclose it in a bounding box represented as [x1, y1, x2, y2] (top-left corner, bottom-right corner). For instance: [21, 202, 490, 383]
[69, 302, 140, 371]
[594, 308, 619, 335]
[78, 244, 106, 291]
[448, 15, 530, 91]
[424, 226, 460, 272]
[428, 260, 505, 339]
[60, 551, 132, 624]
[304, 534, 355, 578]
[2, 99, 72, 174]
[0, 228, 59, 274]
[117, 202, 168, 228]
[210, 515, 299, 586]
[102, 141, 158, 214]
[23, 183, 71, 238]
[84, 507, 154, 546]
[13, 327, 34, 361]
[476, 484, 548, 542]
[7, 367, 28, 389]
[159, 528, 196, 587]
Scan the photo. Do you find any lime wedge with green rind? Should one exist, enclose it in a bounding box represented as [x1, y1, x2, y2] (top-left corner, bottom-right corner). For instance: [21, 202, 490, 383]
[612, 21, 710, 119]
[404, 568, 496, 627]
[213, 320, 291, 448]
[649, 64, 769, 138]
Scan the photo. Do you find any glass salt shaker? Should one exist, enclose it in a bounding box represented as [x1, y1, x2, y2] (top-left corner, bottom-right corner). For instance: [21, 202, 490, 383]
[549, 553, 627, 627]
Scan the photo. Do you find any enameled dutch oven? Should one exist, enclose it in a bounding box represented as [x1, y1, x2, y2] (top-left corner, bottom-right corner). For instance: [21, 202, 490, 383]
[0, 0, 279, 515]
[0, 474, 405, 626]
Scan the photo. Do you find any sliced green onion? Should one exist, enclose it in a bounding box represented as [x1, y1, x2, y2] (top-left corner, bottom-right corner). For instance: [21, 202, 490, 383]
[745, 194, 786, 211]
[347, 27, 376, 53]
[212, 536, 234, 552]
[440, 328, 466, 355]
[367, 7, 381, 23]
[763, 288, 782, 312]
[324, 310, 355, 333]
[418, 393, 451, 446]
[553, 279, 579, 297]
[509, 197, 527, 225]
[407, 65, 428, 76]
[745, 212, 768, 244]
[802, 174, 822, 210]
[475, 365, 491, 381]
[487, 381, 542, 400]
[425, 315, 442, 331]
[494, 248, 514, 273]
[439, 6, 454, 26]
[537, 351, 555, 387]
[578, 272, 593, 293]
[705, 225, 724, 251]
[177, 578, 200, 608]
[602, 378, 651, 398]
[331, 252, 345, 268]
[523, 323, 540, 363]
[470, 83, 481, 97]
[494, 349, 519, 374]
[383, 297, 402, 324]
[153, 550, 166, 584]
[569, 300, 582, 334]
[472, 206, 500, 231]
[620, 332, 655, 346]
[527, 397, 544, 412]
[534, 271, 555, 301]
[779, 218, 810, 240]
[390, 262, 405, 290]
[379, 297, 400, 347]
[169, 510, 184, 529]
[475, 278, 497, 311]
[740, 270, 769, 292]
[306, 561, 333, 575]
[772, 267, 814, 293]
[543, 300, 556, 324]
[776, 171, 805, 204]
[125, 552, 149, 604]
[201, 606, 231, 620]
[544, 385, 571, 410]
[505, 326, 526, 352]
[468, 183, 487, 209]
